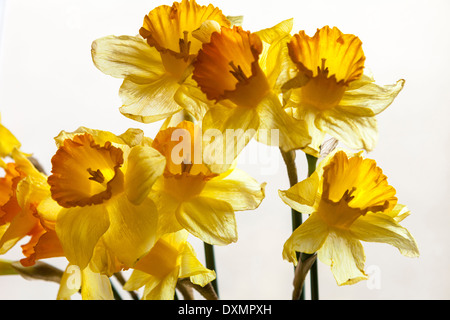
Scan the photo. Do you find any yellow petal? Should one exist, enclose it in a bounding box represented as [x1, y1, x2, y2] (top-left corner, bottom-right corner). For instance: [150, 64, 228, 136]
[340, 76, 405, 115]
[142, 268, 179, 300]
[0, 122, 21, 157]
[317, 230, 368, 286]
[91, 35, 165, 83]
[201, 168, 265, 211]
[80, 265, 114, 300]
[176, 196, 237, 245]
[56, 205, 110, 269]
[123, 269, 152, 292]
[282, 213, 329, 265]
[57, 264, 82, 300]
[124, 145, 165, 205]
[350, 212, 419, 258]
[179, 242, 216, 287]
[202, 105, 260, 173]
[103, 195, 158, 267]
[278, 171, 320, 216]
[256, 93, 312, 152]
[119, 75, 183, 123]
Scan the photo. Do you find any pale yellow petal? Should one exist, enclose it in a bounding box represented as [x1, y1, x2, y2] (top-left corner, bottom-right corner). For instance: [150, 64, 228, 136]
[350, 212, 419, 258]
[80, 265, 114, 300]
[340, 76, 405, 115]
[125, 145, 165, 205]
[282, 213, 329, 265]
[201, 168, 265, 211]
[177, 196, 237, 245]
[57, 264, 81, 300]
[202, 105, 259, 174]
[256, 93, 311, 152]
[179, 242, 215, 287]
[119, 75, 183, 123]
[278, 171, 320, 216]
[0, 123, 20, 157]
[318, 230, 368, 285]
[316, 109, 378, 151]
[123, 269, 152, 292]
[56, 205, 110, 270]
[142, 268, 179, 300]
[103, 195, 158, 267]
[91, 35, 164, 83]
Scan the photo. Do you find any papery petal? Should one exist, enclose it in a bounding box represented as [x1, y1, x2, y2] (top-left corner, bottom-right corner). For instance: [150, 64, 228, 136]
[119, 75, 183, 123]
[57, 264, 82, 300]
[278, 171, 320, 216]
[124, 145, 165, 205]
[318, 230, 368, 285]
[282, 213, 328, 264]
[56, 205, 110, 269]
[316, 109, 378, 151]
[141, 268, 179, 300]
[80, 265, 114, 300]
[179, 242, 216, 287]
[91, 35, 165, 82]
[256, 93, 312, 152]
[350, 212, 419, 257]
[123, 269, 152, 292]
[340, 77, 405, 115]
[202, 105, 259, 173]
[201, 168, 265, 211]
[177, 196, 237, 245]
[103, 195, 158, 267]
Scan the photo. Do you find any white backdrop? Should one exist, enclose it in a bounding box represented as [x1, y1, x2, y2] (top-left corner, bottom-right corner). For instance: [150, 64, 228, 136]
[0, 0, 449, 300]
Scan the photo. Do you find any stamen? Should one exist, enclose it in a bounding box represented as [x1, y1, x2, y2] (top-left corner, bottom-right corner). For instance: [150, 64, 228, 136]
[179, 31, 191, 61]
[181, 162, 193, 174]
[229, 61, 248, 83]
[87, 168, 105, 184]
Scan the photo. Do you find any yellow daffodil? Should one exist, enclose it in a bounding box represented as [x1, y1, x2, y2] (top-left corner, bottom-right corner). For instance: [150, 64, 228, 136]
[192, 23, 311, 172]
[279, 149, 419, 285]
[124, 230, 215, 300]
[91, 0, 230, 123]
[0, 114, 21, 158]
[285, 26, 405, 156]
[47, 127, 166, 270]
[150, 120, 265, 245]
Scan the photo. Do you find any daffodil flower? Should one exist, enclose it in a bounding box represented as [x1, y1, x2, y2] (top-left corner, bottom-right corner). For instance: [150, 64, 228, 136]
[91, 0, 230, 123]
[149, 120, 265, 245]
[192, 24, 312, 173]
[47, 127, 166, 270]
[279, 149, 419, 285]
[285, 26, 405, 156]
[124, 230, 215, 300]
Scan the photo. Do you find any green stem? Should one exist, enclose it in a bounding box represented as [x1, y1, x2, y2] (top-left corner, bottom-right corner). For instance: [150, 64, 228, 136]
[204, 242, 219, 298]
[305, 154, 319, 300]
[280, 149, 305, 300]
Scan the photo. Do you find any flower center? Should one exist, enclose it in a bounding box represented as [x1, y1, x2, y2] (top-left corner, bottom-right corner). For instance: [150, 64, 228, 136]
[288, 26, 365, 111]
[48, 134, 124, 208]
[193, 26, 270, 108]
[139, 0, 230, 79]
[316, 151, 397, 229]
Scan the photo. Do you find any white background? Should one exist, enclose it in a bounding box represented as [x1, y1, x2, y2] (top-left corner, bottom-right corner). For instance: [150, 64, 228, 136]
[0, 0, 449, 300]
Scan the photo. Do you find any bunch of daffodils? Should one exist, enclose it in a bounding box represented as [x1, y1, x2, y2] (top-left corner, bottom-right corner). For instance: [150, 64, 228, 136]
[0, 0, 418, 301]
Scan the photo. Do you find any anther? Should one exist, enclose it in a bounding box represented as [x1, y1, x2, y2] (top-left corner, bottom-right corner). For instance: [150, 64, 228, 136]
[229, 61, 248, 82]
[179, 31, 191, 61]
[87, 168, 105, 183]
